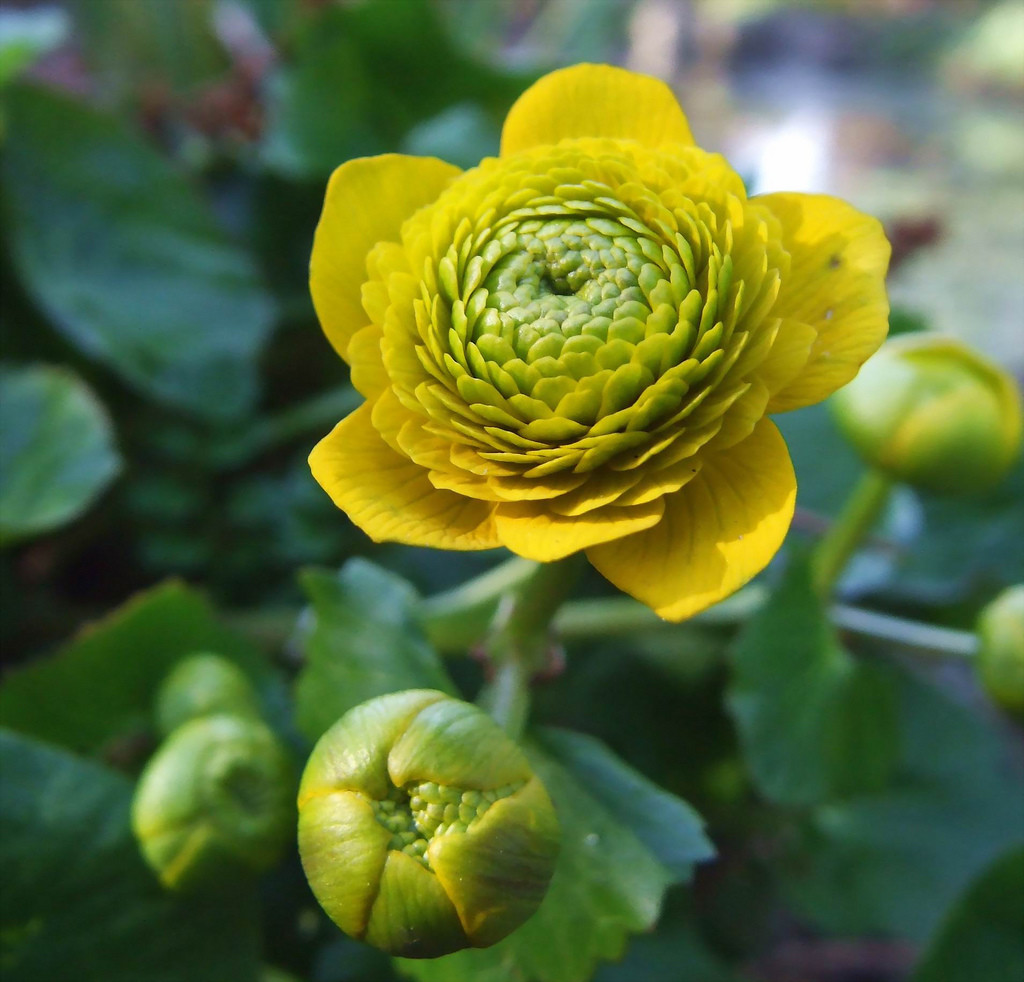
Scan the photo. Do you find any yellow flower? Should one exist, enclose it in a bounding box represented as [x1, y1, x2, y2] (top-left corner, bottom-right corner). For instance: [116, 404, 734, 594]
[308, 65, 890, 620]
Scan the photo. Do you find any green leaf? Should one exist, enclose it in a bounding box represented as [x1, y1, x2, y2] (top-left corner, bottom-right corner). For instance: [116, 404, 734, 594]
[1, 85, 275, 421]
[775, 403, 864, 518]
[779, 402, 1024, 601]
[727, 555, 900, 805]
[293, 560, 456, 742]
[395, 731, 712, 982]
[0, 364, 121, 545]
[536, 728, 714, 882]
[261, 0, 529, 178]
[0, 581, 273, 755]
[913, 845, 1024, 982]
[592, 894, 741, 982]
[401, 104, 500, 170]
[897, 456, 1024, 600]
[0, 729, 260, 982]
[260, 27, 380, 178]
[780, 666, 1024, 942]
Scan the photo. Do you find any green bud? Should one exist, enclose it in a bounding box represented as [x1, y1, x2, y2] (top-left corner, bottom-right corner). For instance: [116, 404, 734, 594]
[830, 335, 1022, 494]
[132, 715, 294, 891]
[297, 690, 560, 959]
[976, 585, 1024, 714]
[155, 653, 261, 737]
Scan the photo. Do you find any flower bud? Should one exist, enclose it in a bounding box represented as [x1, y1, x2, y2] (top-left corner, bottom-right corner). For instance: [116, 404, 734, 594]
[297, 689, 560, 958]
[155, 653, 262, 737]
[830, 335, 1022, 494]
[132, 715, 294, 890]
[976, 585, 1024, 714]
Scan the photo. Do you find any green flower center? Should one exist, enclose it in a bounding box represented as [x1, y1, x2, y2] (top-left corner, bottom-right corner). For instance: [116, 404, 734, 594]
[481, 216, 652, 361]
[370, 779, 524, 868]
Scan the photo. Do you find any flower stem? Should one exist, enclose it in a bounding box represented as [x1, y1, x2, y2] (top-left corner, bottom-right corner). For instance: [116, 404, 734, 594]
[420, 557, 536, 654]
[476, 556, 584, 736]
[479, 658, 532, 739]
[812, 468, 894, 597]
[831, 603, 977, 658]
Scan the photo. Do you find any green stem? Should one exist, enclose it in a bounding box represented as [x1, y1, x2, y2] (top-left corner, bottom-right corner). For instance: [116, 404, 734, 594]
[476, 556, 584, 736]
[831, 603, 977, 658]
[553, 585, 767, 641]
[420, 557, 536, 654]
[812, 468, 894, 597]
[478, 659, 532, 738]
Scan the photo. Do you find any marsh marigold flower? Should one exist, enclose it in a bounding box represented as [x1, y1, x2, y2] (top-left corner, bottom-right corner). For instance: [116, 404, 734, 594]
[309, 65, 890, 619]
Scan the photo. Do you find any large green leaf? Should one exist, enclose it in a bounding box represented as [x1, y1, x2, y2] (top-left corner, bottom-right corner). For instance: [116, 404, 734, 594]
[781, 666, 1024, 942]
[0, 581, 273, 755]
[775, 403, 864, 518]
[0, 364, 121, 545]
[395, 729, 713, 982]
[592, 894, 741, 982]
[293, 560, 456, 743]
[537, 728, 713, 882]
[0, 729, 260, 982]
[913, 845, 1024, 982]
[1, 85, 275, 420]
[897, 456, 1024, 600]
[726, 556, 900, 805]
[261, 0, 529, 178]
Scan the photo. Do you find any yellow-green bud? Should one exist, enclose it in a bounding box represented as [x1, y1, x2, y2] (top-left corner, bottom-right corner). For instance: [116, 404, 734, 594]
[830, 335, 1022, 494]
[976, 585, 1024, 714]
[132, 715, 294, 891]
[297, 690, 560, 959]
[155, 653, 262, 737]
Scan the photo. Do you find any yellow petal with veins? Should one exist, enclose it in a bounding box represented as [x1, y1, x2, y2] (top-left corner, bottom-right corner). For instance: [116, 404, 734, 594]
[309, 403, 500, 550]
[311, 155, 460, 359]
[494, 497, 664, 561]
[587, 419, 795, 620]
[756, 193, 890, 413]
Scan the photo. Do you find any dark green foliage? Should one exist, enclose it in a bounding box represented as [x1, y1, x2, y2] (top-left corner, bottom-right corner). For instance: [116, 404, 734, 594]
[1, 85, 275, 421]
[728, 555, 900, 805]
[2, 2, 1022, 980]
[913, 846, 1024, 982]
[0, 365, 122, 544]
[0, 730, 261, 982]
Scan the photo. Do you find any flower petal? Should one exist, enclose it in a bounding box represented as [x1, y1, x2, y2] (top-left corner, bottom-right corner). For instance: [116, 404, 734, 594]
[309, 403, 500, 550]
[348, 325, 388, 399]
[310, 154, 461, 360]
[493, 498, 664, 562]
[500, 63, 694, 156]
[587, 419, 795, 621]
[756, 193, 890, 413]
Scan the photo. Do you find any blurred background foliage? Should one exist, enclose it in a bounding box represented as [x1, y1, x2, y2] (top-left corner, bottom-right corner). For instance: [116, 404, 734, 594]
[0, 1, 1022, 981]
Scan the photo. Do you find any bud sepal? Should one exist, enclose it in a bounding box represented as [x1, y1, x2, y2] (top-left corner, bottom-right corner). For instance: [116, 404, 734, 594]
[977, 585, 1024, 714]
[830, 334, 1022, 494]
[155, 652, 262, 737]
